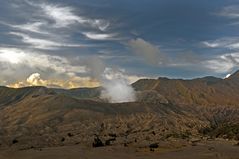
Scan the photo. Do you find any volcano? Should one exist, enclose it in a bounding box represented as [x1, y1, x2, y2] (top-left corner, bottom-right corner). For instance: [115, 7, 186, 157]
[0, 71, 238, 158]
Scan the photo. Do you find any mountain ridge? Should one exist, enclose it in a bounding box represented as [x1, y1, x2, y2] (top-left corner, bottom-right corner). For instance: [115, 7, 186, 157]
[0, 71, 238, 149]
[1, 70, 239, 107]
[133, 70, 239, 106]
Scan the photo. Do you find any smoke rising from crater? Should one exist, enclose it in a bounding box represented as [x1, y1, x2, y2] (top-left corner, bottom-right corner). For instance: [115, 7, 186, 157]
[101, 78, 136, 103]
[86, 57, 136, 103]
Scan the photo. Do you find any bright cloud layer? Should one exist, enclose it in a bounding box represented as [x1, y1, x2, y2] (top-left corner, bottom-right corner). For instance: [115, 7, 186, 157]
[8, 73, 100, 88]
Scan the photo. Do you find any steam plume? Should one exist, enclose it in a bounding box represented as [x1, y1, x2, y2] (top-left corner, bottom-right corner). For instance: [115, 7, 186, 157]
[86, 57, 136, 103]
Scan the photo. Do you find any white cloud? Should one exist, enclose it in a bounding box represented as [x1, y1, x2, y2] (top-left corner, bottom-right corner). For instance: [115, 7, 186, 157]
[9, 32, 85, 50]
[204, 59, 234, 73]
[38, 3, 110, 31]
[228, 43, 239, 49]
[0, 47, 148, 88]
[4, 1, 113, 51]
[40, 3, 86, 28]
[27, 73, 45, 86]
[83, 32, 116, 40]
[0, 48, 26, 64]
[202, 37, 239, 50]
[5, 64, 144, 89]
[0, 47, 102, 88]
[9, 72, 100, 88]
[10, 22, 49, 34]
[203, 53, 239, 73]
[217, 5, 239, 25]
[0, 47, 86, 75]
[218, 5, 239, 19]
[202, 41, 220, 48]
[92, 19, 110, 31]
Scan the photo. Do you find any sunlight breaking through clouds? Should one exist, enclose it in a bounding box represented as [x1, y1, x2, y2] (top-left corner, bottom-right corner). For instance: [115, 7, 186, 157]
[0, 48, 26, 64]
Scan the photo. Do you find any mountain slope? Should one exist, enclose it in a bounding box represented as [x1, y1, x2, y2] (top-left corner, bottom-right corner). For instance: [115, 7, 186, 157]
[0, 92, 238, 148]
[0, 71, 238, 149]
[51, 87, 101, 100]
[46, 70, 239, 106]
[0, 86, 55, 108]
[133, 70, 239, 106]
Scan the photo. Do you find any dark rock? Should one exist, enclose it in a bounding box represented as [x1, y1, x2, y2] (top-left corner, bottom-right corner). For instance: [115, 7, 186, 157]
[12, 139, 18, 144]
[105, 138, 116, 146]
[208, 147, 215, 151]
[67, 133, 74, 137]
[92, 137, 104, 147]
[149, 143, 159, 149]
[32, 95, 40, 98]
[108, 133, 117, 138]
[152, 131, 156, 135]
[105, 140, 111, 146]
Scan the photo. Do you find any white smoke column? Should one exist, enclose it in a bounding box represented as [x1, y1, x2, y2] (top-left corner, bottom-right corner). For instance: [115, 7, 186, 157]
[100, 68, 136, 103]
[101, 79, 136, 103]
[86, 57, 136, 103]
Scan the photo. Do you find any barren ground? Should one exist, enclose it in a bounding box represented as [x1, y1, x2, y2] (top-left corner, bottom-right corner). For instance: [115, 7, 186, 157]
[0, 140, 238, 159]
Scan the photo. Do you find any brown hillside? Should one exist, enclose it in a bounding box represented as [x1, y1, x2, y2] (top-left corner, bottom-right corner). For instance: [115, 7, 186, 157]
[0, 72, 238, 149]
[133, 70, 239, 106]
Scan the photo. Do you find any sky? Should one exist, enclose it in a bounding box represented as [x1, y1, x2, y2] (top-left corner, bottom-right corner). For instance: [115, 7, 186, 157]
[1, 0, 239, 88]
